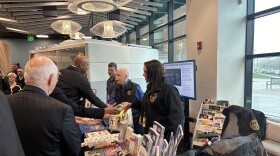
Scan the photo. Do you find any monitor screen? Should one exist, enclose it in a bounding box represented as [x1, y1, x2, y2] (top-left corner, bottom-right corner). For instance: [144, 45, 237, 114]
[164, 60, 196, 99]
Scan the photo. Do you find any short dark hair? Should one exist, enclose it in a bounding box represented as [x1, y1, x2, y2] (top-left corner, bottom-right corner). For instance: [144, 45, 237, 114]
[108, 62, 117, 70]
[144, 59, 164, 93]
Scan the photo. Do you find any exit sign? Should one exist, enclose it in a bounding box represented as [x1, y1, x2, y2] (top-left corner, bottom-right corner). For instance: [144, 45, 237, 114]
[27, 35, 34, 42]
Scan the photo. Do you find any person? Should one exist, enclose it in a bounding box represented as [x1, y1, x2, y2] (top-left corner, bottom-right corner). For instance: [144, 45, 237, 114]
[109, 68, 144, 134]
[0, 69, 10, 94]
[57, 55, 108, 108]
[16, 68, 25, 87]
[7, 56, 81, 156]
[11, 63, 18, 76]
[7, 72, 22, 94]
[106, 62, 117, 104]
[50, 86, 119, 118]
[132, 59, 184, 140]
[0, 91, 25, 156]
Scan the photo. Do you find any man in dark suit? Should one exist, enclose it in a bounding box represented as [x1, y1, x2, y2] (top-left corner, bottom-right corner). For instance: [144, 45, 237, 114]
[57, 55, 119, 115]
[0, 91, 24, 156]
[7, 56, 81, 156]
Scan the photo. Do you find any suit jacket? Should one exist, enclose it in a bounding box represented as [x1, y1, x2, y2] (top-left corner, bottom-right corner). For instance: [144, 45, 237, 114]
[50, 86, 105, 118]
[0, 91, 25, 156]
[7, 85, 81, 156]
[57, 65, 107, 108]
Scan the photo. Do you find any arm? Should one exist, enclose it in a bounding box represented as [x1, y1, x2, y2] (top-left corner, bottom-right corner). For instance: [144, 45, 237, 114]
[62, 106, 81, 156]
[166, 86, 184, 140]
[79, 76, 107, 108]
[50, 87, 105, 118]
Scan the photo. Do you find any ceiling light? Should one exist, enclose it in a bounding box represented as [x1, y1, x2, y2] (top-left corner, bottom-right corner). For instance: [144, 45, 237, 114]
[68, 2, 90, 15]
[142, 38, 148, 41]
[0, 17, 18, 23]
[69, 32, 85, 39]
[36, 35, 49, 38]
[90, 20, 127, 38]
[6, 27, 29, 34]
[51, 20, 82, 35]
[83, 36, 92, 39]
[76, 0, 132, 12]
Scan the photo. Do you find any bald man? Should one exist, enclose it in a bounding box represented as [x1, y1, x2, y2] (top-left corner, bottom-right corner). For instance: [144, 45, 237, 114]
[109, 68, 144, 134]
[57, 55, 119, 117]
[7, 56, 80, 156]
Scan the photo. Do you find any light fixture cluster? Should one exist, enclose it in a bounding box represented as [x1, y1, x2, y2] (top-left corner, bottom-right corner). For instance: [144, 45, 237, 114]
[50, 0, 130, 39]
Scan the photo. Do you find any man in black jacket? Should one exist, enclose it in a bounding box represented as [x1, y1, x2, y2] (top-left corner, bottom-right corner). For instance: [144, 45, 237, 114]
[109, 68, 144, 134]
[57, 55, 108, 108]
[7, 56, 81, 156]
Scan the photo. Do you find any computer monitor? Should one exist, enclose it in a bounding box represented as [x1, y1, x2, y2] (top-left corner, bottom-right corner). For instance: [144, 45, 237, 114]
[164, 60, 196, 100]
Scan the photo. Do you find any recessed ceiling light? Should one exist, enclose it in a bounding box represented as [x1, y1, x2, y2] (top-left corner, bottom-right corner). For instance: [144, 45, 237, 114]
[36, 35, 49, 38]
[142, 38, 148, 41]
[83, 36, 92, 39]
[6, 27, 29, 34]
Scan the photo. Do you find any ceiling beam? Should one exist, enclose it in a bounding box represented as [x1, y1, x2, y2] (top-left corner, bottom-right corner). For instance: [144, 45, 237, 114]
[18, 14, 91, 23]
[121, 19, 138, 25]
[119, 7, 151, 16]
[121, 16, 142, 22]
[2, 2, 67, 8]
[7, 6, 67, 12]
[120, 11, 146, 19]
[121, 22, 134, 28]
[125, 3, 157, 12]
[132, 0, 163, 7]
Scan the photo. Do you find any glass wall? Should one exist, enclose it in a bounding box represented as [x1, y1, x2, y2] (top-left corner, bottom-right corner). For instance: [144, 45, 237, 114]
[246, 1, 280, 118]
[119, 0, 186, 63]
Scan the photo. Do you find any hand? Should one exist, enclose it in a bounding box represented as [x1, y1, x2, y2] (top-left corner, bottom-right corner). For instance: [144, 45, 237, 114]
[123, 102, 132, 112]
[104, 103, 120, 115]
[0, 69, 5, 79]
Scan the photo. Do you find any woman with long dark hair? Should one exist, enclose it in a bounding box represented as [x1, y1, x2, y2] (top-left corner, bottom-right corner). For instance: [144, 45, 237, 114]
[137, 59, 184, 140]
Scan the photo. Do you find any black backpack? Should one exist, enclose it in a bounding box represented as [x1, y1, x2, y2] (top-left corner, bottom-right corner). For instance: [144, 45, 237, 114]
[251, 109, 266, 140]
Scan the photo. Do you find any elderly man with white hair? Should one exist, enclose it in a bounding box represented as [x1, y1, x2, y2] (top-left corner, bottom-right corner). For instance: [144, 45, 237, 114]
[109, 68, 144, 134]
[7, 56, 81, 156]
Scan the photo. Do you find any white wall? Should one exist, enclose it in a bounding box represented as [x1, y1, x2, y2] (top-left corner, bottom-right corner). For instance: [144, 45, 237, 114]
[0, 38, 63, 68]
[187, 0, 246, 132]
[86, 41, 158, 102]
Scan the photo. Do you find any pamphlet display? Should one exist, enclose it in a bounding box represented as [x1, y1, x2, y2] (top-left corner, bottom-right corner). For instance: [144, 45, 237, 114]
[192, 100, 229, 147]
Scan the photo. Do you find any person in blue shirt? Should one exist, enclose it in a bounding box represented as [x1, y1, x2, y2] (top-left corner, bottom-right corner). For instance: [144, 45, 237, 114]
[109, 68, 144, 134]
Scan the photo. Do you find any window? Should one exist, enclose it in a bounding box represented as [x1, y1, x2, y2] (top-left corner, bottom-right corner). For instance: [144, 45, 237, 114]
[174, 38, 186, 61]
[154, 26, 168, 44]
[252, 56, 280, 117]
[174, 19, 186, 38]
[153, 0, 168, 28]
[154, 42, 168, 63]
[129, 32, 136, 43]
[246, 1, 280, 118]
[121, 36, 126, 43]
[174, 0, 186, 20]
[140, 34, 149, 46]
[254, 12, 280, 54]
[255, 0, 280, 12]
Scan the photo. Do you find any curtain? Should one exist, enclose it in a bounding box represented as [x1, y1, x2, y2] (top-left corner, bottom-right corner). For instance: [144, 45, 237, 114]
[0, 41, 12, 75]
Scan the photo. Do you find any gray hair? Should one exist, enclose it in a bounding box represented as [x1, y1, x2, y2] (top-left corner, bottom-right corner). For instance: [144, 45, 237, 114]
[24, 56, 58, 86]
